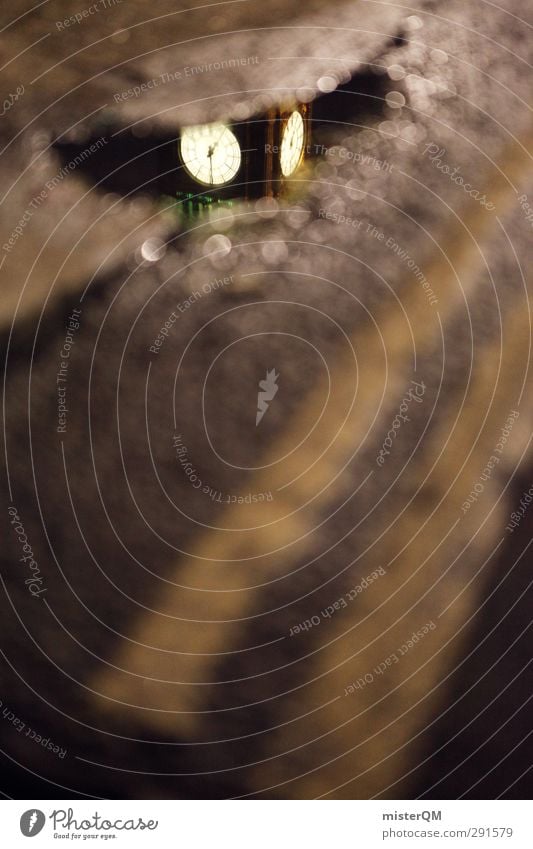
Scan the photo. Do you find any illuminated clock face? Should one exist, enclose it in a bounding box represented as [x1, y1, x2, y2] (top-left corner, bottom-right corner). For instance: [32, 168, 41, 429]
[280, 110, 305, 177]
[179, 122, 241, 186]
